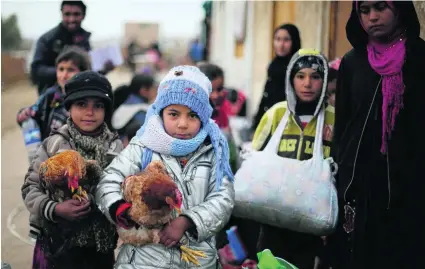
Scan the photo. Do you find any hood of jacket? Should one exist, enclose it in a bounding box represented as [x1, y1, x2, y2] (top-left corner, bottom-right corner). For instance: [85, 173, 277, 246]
[346, 1, 420, 49]
[285, 49, 329, 117]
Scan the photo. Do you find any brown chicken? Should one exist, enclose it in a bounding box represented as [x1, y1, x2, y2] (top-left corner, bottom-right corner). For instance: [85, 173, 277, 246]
[39, 150, 102, 202]
[118, 160, 207, 266]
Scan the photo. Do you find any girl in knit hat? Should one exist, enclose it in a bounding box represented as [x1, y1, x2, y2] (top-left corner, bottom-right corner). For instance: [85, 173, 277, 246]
[96, 65, 235, 269]
[21, 71, 123, 269]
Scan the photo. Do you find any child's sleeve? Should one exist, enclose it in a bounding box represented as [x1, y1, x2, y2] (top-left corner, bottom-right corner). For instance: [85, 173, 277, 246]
[95, 142, 143, 224]
[252, 108, 274, 151]
[21, 141, 57, 222]
[180, 156, 235, 243]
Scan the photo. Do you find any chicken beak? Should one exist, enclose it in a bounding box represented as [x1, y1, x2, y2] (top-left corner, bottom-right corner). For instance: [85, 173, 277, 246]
[174, 206, 182, 215]
[166, 196, 182, 214]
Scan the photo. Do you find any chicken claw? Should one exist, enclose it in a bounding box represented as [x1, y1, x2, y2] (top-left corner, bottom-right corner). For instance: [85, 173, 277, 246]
[72, 186, 88, 202]
[180, 245, 207, 266]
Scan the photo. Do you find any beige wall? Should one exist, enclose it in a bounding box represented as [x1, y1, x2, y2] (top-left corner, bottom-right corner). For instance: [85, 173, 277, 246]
[294, 1, 330, 56]
[209, 1, 335, 117]
[124, 23, 159, 47]
[272, 1, 330, 57]
[249, 1, 274, 117]
[249, 1, 331, 116]
[414, 1, 425, 40]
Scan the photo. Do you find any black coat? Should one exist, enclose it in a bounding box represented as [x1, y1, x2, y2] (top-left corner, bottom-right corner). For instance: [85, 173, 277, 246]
[330, 2, 425, 269]
[30, 23, 91, 94]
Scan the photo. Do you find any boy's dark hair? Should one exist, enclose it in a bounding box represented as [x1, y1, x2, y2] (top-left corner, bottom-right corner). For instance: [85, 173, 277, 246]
[129, 74, 155, 95]
[112, 74, 155, 111]
[197, 62, 224, 81]
[61, 1, 87, 14]
[55, 46, 91, 72]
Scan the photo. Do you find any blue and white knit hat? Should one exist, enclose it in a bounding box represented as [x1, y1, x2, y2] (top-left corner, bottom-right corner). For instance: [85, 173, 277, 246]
[136, 65, 234, 190]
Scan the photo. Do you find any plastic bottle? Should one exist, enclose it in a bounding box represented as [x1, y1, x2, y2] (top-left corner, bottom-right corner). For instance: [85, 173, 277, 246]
[21, 118, 41, 163]
[226, 226, 248, 265]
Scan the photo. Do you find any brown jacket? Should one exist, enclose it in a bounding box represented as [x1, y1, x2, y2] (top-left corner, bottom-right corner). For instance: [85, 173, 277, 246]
[21, 124, 123, 239]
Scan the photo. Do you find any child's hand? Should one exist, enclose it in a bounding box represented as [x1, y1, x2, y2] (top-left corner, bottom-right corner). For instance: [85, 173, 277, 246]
[54, 199, 91, 221]
[17, 107, 35, 123]
[159, 216, 193, 248]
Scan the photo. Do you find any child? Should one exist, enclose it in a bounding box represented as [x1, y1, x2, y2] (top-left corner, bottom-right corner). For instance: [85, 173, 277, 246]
[252, 49, 334, 269]
[96, 66, 235, 269]
[197, 63, 247, 128]
[197, 62, 242, 172]
[112, 73, 158, 146]
[21, 71, 124, 269]
[17, 46, 91, 140]
[326, 57, 341, 107]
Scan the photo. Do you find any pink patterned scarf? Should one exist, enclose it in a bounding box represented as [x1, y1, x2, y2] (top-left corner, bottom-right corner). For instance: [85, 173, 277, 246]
[357, 1, 407, 154]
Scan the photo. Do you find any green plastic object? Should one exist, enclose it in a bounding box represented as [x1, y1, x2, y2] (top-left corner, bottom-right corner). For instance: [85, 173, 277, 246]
[257, 249, 299, 269]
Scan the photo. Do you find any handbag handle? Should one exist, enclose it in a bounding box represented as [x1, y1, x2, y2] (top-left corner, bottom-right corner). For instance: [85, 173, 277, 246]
[263, 108, 291, 153]
[312, 107, 325, 160]
[263, 106, 326, 160]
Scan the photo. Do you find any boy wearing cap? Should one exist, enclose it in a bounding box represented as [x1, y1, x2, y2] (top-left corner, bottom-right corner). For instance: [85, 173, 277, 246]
[252, 49, 334, 269]
[21, 71, 123, 269]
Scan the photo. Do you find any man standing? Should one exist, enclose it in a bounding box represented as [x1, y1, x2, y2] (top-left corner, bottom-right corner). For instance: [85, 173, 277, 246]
[30, 1, 112, 95]
[330, 1, 425, 269]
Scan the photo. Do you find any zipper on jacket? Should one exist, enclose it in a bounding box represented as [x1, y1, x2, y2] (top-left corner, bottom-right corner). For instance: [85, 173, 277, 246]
[128, 247, 136, 264]
[184, 166, 196, 196]
[344, 78, 382, 202]
[182, 145, 212, 176]
[297, 132, 304, 159]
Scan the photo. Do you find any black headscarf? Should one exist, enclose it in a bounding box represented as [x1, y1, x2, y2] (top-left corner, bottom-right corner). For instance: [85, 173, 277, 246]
[346, 1, 420, 49]
[252, 24, 301, 130]
[268, 24, 302, 81]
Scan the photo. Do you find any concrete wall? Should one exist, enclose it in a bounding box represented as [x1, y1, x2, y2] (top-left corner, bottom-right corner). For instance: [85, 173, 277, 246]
[293, 1, 330, 56]
[209, 1, 254, 102]
[249, 1, 331, 116]
[249, 1, 274, 117]
[209, 1, 332, 117]
[414, 1, 425, 40]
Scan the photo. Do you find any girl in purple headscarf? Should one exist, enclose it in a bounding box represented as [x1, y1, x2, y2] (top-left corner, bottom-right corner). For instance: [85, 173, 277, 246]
[329, 1, 425, 269]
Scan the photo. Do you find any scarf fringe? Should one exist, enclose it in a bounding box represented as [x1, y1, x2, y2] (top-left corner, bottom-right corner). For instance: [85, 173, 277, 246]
[380, 73, 405, 153]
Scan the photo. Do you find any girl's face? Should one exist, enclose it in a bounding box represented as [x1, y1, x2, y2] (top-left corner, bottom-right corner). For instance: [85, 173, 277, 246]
[210, 76, 225, 107]
[163, 104, 201, 140]
[273, 29, 292, 57]
[327, 79, 337, 107]
[293, 68, 323, 103]
[70, 97, 105, 132]
[57, 60, 80, 91]
[358, 1, 399, 41]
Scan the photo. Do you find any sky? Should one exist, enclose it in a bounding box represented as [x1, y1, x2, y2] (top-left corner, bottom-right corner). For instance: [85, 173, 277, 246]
[1, 0, 205, 42]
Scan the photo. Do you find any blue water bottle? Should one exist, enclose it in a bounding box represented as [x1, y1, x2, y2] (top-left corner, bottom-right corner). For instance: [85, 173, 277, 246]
[226, 226, 248, 265]
[21, 118, 41, 163]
